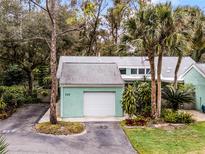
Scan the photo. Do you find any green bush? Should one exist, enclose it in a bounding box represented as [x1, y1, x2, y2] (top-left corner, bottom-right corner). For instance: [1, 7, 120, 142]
[135, 82, 151, 117]
[122, 85, 137, 118]
[1, 65, 26, 86]
[162, 109, 194, 124]
[0, 99, 6, 111]
[162, 86, 195, 111]
[43, 76, 51, 89]
[122, 82, 151, 118]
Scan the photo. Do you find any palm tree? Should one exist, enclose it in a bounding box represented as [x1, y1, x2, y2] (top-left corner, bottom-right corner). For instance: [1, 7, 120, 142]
[0, 136, 7, 154]
[172, 6, 203, 89]
[155, 3, 175, 117]
[191, 24, 205, 62]
[123, 3, 161, 118]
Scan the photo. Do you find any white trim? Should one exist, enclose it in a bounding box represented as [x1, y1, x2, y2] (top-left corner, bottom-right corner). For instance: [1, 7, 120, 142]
[181, 64, 205, 79]
[60, 84, 124, 88]
[118, 66, 150, 69]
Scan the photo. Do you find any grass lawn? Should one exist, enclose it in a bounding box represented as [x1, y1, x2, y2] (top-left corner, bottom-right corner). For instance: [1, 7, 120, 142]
[122, 122, 205, 154]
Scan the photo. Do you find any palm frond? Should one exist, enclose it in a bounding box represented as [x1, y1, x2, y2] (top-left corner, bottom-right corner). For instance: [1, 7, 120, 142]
[0, 136, 8, 154]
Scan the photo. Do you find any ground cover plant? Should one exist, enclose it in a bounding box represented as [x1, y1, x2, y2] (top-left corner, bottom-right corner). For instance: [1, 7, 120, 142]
[35, 121, 85, 135]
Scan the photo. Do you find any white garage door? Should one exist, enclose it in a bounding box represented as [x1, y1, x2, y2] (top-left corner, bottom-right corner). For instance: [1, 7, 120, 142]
[84, 92, 115, 117]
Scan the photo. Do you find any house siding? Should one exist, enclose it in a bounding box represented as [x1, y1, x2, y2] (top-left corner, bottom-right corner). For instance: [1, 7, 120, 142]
[60, 87, 124, 118]
[184, 68, 205, 111]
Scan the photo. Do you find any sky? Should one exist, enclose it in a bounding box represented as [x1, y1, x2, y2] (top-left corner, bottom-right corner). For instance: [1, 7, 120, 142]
[151, 0, 205, 11]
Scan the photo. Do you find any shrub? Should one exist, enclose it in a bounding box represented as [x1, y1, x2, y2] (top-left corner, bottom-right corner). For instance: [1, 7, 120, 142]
[162, 86, 195, 111]
[122, 85, 137, 118]
[125, 116, 148, 126]
[122, 82, 152, 118]
[1, 65, 26, 86]
[0, 136, 7, 154]
[162, 109, 194, 124]
[43, 76, 51, 89]
[135, 82, 151, 117]
[0, 99, 6, 111]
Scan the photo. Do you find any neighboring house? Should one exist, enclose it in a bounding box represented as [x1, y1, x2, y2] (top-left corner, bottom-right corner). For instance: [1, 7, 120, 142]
[57, 56, 195, 118]
[182, 64, 205, 111]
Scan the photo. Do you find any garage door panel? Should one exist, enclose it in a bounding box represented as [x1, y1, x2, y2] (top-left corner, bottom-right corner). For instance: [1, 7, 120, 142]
[84, 92, 115, 117]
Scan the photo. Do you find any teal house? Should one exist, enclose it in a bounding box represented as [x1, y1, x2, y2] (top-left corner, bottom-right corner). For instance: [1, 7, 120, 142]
[57, 56, 196, 118]
[58, 62, 124, 118]
[183, 64, 205, 111]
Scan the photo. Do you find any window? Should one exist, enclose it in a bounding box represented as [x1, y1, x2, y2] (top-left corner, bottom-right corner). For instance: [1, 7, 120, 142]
[146, 68, 150, 74]
[131, 69, 138, 74]
[119, 68, 126, 75]
[139, 68, 145, 74]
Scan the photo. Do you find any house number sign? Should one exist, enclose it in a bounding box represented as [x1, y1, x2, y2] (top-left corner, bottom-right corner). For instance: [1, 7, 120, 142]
[65, 93, 70, 96]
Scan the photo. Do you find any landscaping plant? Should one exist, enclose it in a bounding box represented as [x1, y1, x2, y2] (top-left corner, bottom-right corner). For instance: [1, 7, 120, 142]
[0, 86, 40, 119]
[125, 116, 148, 126]
[135, 82, 151, 117]
[122, 82, 152, 118]
[162, 86, 195, 111]
[122, 85, 137, 118]
[162, 109, 194, 124]
[0, 136, 7, 154]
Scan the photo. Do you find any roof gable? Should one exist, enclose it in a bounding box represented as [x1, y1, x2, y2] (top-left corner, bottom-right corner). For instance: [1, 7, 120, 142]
[182, 64, 205, 79]
[60, 63, 124, 86]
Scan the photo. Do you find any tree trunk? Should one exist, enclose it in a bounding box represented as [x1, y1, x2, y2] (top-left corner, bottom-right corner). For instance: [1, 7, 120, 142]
[148, 53, 157, 118]
[49, 0, 58, 124]
[173, 55, 182, 90]
[157, 51, 163, 118]
[27, 71, 33, 96]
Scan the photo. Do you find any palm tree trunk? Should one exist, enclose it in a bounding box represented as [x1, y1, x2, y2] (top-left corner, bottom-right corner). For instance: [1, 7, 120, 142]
[49, 0, 57, 124]
[148, 54, 157, 118]
[173, 55, 182, 90]
[157, 51, 163, 117]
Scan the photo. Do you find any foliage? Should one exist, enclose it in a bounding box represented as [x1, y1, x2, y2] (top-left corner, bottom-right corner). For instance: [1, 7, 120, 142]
[122, 82, 152, 118]
[0, 99, 6, 111]
[124, 116, 148, 126]
[1, 65, 26, 86]
[43, 76, 52, 89]
[162, 109, 194, 124]
[0, 136, 7, 154]
[135, 82, 151, 117]
[37, 88, 49, 97]
[162, 86, 195, 111]
[123, 122, 205, 154]
[35, 121, 85, 135]
[0, 86, 40, 119]
[122, 85, 137, 118]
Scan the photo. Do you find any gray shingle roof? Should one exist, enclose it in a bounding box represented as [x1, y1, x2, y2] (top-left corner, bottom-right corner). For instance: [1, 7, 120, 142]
[158, 57, 195, 80]
[60, 63, 124, 85]
[57, 56, 195, 81]
[57, 56, 149, 78]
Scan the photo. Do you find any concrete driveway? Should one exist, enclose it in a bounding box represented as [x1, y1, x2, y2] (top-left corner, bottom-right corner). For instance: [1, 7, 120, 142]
[0, 104, 136, 154]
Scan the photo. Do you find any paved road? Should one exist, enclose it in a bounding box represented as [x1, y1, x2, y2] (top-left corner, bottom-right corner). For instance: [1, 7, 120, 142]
[0, 104, 136, 154]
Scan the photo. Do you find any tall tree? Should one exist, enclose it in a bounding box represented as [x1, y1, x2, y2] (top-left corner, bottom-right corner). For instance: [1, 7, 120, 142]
[123, 3, 160, 118]
[0, 0, 50, 94]
[30, 0, 84, 124]
[172, 6, 203, 89]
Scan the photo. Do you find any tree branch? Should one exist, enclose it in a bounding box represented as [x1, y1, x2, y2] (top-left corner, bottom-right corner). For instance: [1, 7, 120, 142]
[46, 0, 54, 25]
[29, 0, 48, 12]
[57, 26, 84, 37]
